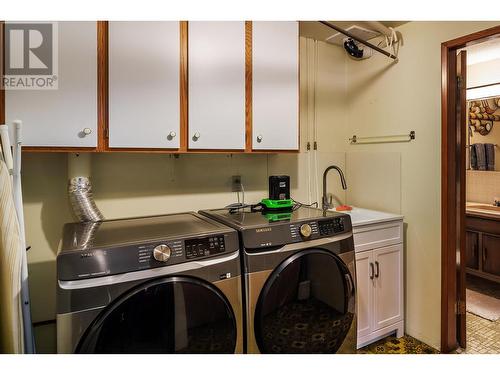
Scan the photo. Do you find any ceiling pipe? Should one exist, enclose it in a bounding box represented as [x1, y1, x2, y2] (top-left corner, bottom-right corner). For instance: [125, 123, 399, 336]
[318, 21, 399, 62]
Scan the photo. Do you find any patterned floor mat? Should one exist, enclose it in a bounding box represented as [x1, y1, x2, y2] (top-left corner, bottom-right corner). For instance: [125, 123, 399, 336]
[357, 334, 439, 354]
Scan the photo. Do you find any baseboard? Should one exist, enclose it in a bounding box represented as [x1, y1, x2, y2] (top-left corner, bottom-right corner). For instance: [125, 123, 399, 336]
[357, 320, 404, 349]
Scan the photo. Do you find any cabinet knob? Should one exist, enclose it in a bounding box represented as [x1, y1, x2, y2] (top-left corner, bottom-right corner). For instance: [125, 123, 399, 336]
[256, 134, 263, 143]
[193, 132, 201, 141]
[82, 128, 92, 136]
[168, 131, 177, 139]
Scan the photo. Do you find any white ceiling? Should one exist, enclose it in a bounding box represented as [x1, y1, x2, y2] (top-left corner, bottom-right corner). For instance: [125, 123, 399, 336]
[465, 37, 500, 65]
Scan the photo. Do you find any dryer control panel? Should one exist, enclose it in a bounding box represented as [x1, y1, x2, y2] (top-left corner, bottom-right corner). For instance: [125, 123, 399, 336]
[290, 217, 345, 240]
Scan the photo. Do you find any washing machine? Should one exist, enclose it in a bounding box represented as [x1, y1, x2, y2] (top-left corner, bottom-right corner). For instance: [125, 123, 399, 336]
[56, 212, 243, 353]
[200, 207, 356, 354]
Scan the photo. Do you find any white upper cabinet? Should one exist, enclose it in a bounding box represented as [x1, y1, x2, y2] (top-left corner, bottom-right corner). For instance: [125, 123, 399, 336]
[188, 22, 245, 150]
[108, 22, 180, 149]
[252, 21, 299, 150]
[5, 22, 97, 147]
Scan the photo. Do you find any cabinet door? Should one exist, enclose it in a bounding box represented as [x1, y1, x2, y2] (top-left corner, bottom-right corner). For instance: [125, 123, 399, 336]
[6, 22, 97, 147]
[373, 244, 403, 331]
[108, 22, 180, 149]
[483, 235, 500, 277]
[355, 250, 374, 339]
[188, 22, 245, 150]
[465, 231, 479, 270]
[252, 21, 299, 150]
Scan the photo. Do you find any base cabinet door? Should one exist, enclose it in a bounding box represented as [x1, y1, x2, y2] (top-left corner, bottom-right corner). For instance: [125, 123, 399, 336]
[355, 250, 374, 339]
[373, 244, 403, 331]
[466, 231, 479, 270]
[482, 234, 500, 277]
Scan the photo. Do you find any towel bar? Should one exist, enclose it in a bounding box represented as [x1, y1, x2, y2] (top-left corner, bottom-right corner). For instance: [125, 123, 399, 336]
[466, 144, 498, 148]
[349, 131, 415, 145]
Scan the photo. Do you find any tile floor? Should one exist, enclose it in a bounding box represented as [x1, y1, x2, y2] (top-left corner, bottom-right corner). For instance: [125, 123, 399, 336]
[463, 312, 500, 354]
[462, 275, 500, 354]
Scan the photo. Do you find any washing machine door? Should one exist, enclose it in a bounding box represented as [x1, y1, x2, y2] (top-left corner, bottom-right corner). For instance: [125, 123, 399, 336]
[76, 276, 237, 353]
[254, 249, 355, 353]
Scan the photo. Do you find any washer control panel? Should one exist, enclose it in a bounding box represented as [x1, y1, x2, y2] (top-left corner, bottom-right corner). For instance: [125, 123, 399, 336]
[58, 234, 235, 281]
[318, 218, 345, 236]
[185, 235, 225, 259]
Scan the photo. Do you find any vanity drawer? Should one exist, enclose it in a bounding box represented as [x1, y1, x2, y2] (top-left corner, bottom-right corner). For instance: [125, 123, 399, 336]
[353, 220, 403, 252]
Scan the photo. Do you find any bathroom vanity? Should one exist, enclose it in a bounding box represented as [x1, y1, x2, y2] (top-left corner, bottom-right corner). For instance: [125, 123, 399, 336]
[466, 203, 500, 284]
[331, 207, 404, 349]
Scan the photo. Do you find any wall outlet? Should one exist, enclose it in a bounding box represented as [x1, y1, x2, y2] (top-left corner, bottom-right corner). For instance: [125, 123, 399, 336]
[231, 175, 242, 192]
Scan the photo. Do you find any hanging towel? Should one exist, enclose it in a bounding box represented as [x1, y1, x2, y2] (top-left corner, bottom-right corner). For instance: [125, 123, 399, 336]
[0, 160, 24, 354]
[473, 143, 487, 171]
[485, 143, 495, 171]
[470, 145, 478, 170]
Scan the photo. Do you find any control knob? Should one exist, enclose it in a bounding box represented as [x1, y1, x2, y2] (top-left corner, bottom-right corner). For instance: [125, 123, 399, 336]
[300, 224, 312, 238]
[153, 244, 172, 262]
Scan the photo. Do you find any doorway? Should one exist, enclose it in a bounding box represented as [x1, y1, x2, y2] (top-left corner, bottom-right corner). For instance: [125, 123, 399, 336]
[441, 25, 500, 353]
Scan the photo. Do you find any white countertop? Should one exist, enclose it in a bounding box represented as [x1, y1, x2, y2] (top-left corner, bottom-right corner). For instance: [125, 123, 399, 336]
[329, 206, 403, 227]
[466, 202, 500, 220]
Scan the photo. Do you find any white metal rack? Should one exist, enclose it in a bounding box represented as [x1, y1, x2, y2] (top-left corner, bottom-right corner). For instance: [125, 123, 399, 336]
[0, 120, 35, 354]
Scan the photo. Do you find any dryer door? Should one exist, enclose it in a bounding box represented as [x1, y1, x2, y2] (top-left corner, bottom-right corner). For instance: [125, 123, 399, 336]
[254, 249, 355, 353]
[76, 276, 237, 353]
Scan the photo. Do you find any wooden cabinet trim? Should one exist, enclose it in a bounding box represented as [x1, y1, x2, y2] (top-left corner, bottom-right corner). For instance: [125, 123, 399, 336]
[97, 21, 108, 152]
[179, 21, 188, 152]
[245, 21, 253, 152]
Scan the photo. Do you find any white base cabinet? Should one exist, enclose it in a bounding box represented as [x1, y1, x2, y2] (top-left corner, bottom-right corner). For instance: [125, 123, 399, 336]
[354, 220, 404, 348]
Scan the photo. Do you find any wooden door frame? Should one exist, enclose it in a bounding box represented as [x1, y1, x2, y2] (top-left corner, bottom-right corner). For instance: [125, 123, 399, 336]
[441, 24, 500, 353]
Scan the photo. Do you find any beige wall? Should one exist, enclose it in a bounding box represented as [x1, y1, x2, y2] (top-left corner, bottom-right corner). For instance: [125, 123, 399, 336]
[343, 21, 500, 349]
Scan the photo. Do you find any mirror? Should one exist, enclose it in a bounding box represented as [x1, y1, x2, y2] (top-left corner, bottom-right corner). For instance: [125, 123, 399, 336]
[467, 96, 499, 171]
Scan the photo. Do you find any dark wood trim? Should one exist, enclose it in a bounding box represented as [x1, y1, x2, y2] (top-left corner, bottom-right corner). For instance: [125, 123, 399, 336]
[441, 44, 458, 353]
[441, 24, 500, 353]
[456, 50, 467, 350]
[97, 21, 108, 152]
[180, 21, 188, 152]
[0, 21, 4, 125]
[443, 25, 500, 49]
[245, 21, 253, 152]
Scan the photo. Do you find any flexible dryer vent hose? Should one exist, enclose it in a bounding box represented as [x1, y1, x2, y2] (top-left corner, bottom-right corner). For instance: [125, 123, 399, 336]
[67, 154, 104, 222]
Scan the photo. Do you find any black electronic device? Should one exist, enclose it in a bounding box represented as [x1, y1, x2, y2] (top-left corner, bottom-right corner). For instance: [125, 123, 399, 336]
[268, 175, 290, 201]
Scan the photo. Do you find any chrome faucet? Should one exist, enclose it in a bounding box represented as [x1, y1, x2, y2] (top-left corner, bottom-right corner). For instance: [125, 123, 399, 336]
[322, 165, 347, 210]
